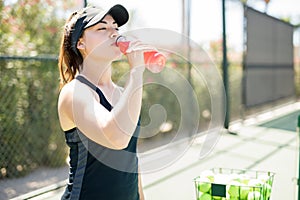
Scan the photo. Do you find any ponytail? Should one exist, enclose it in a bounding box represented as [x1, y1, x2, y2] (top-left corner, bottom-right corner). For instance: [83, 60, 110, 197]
[58, 12, 83, 90]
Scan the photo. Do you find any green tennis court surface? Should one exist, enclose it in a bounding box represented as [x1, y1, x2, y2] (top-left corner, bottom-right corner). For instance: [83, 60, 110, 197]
[259, 110, 300, 132]
[11, 104, 300, 200]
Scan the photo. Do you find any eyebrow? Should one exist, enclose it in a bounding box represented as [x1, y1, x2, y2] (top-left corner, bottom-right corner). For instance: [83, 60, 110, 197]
[98, 20, 117, 24]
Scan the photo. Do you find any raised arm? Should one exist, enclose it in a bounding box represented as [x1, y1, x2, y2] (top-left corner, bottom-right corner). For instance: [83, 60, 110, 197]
[72, 68, 143, 149]
[58, 46, 146, 150]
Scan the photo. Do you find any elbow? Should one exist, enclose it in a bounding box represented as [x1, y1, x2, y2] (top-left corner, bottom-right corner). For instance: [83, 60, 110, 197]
[102, 116, 135, 150]
[105, 128, 131, 150]
[112, 139, 130, 150]
[108, 132, 131, 150]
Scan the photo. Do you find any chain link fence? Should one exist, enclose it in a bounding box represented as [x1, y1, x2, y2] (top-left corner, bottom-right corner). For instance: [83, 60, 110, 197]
[0, 57, 66, 177]
[0, 54, 299, 199]
[0, 56, 68, 199]
[0, 55, 209, 199]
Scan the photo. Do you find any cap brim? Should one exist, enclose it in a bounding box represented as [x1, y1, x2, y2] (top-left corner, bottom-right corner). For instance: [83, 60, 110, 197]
[84, 4, 129, 29]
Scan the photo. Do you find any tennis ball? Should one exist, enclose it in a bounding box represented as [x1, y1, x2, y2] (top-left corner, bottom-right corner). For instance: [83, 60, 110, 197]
[214, 174, 230, 184]
[263, 183, 272, 199]
[247, 191, 262, 200]
[239, 174, 251, 185]
[198, 192, 212, 200]
[248, 179, 263, 192]
[228, 181, 241, 197]
[230, 173, 241, 182]
[240, 186, 250, 200]
[201, 170, 215, 182]
[198, 177, 211, 193]
[257, 174, 270, 184]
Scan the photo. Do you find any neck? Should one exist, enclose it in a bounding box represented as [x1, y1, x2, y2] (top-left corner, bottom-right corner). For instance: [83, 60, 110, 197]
[80, 59, 113, 87]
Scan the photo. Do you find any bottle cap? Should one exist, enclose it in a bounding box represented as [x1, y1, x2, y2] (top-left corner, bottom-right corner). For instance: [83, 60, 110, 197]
[115, 36, 129, 54]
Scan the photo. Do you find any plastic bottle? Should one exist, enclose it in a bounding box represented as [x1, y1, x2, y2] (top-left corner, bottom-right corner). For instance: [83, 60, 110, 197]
[116, 36, 166, 73]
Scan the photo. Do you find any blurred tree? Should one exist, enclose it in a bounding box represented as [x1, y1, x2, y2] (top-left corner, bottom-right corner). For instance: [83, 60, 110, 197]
[209, 39, 223, 65]
[0, 0, 12, 54]
[0, 0, 82, 179]
[0, 0, 84, 56]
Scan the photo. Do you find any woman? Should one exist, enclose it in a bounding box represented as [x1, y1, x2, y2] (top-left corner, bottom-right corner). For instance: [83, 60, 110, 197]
[58, 4, 149, 200]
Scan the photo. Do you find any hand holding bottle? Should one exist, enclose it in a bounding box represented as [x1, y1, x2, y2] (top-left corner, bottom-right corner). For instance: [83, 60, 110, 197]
[116, 36, 166, 73]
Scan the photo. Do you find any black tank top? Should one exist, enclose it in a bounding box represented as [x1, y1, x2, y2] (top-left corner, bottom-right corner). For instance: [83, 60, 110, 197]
[61, 76, 140, 200]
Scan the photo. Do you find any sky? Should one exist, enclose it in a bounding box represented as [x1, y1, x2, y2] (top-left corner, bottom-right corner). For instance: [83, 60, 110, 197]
[5, 0, 300, 51]
[86, 0, 300, 52]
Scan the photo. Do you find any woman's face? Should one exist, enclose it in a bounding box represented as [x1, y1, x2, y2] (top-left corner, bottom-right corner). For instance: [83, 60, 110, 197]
[78, 14, 121, 61]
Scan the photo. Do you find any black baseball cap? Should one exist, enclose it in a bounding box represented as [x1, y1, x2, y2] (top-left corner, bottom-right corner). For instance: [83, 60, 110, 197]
[71, 4, 129, 55]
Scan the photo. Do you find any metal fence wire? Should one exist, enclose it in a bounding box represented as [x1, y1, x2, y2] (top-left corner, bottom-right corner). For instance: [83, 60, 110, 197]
[0, 55, 201, 199]
[0, 55, 299, 199]
[0, 57, 67, 180]
[0, 57, 69, 199]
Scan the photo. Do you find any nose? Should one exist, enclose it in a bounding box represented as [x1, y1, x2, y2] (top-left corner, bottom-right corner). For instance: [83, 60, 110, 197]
[110, 29, 119, 39]
[111, 33, 118, 39]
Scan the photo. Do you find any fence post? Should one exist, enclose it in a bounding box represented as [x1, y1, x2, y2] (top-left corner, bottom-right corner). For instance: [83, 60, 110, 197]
[298, 115, 300, 200]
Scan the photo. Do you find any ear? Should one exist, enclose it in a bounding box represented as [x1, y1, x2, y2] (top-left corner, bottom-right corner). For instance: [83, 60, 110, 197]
[77, 38, 85, 50]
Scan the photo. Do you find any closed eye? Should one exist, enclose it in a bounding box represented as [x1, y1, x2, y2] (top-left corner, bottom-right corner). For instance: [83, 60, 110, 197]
[97, 27, 119, 31]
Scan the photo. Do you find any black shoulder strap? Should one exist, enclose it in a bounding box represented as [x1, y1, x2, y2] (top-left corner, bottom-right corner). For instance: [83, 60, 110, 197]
[76, 75, 97, 91]
[76, 75, 113, 111]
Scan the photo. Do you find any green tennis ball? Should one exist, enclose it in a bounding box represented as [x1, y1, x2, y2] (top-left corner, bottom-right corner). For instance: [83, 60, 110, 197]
[228, 181, 241, 197]
[248, 179, 263, 192]
[198, 177, 211, 193]
[240, 186, 250, 200]
[257, 174, 270, 184]
[214, 174, 230, 185]
[239, 174, 251, 185]
[247, 191, 262, 200]
[230, 173, 241, 182]
[263, 183, 272, 199]
[201, 170, 215, 182]
[198, 192, 212, 200]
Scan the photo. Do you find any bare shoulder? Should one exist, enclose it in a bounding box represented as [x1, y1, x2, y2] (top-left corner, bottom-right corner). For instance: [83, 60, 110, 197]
[59, 80, 97, 105]
[57, 81, 76, 130]
[58, 80, 96, 130]
[58, 80, 76, 107]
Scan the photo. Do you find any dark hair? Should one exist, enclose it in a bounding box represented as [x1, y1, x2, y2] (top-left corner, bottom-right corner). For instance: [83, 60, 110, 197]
[58, 12, 83, 89]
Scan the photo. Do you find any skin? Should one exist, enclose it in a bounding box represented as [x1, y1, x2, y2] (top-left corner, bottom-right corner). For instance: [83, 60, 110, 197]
[58, 14, 149, 199]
